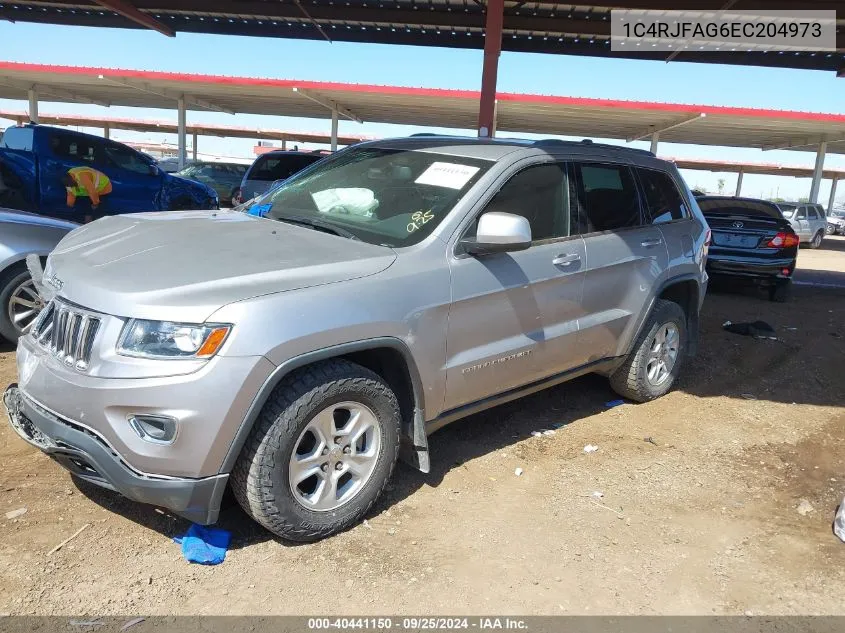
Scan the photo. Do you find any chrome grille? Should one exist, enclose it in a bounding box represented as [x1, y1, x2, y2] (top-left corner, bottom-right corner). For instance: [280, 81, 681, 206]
[32, 301, 101, 372]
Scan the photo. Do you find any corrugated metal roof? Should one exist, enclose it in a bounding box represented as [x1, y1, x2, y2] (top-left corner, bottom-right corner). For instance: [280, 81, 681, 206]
[1, 1, 843, 73]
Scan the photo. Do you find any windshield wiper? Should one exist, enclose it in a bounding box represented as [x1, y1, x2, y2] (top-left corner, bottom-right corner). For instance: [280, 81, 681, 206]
[275, 215, 361, 241]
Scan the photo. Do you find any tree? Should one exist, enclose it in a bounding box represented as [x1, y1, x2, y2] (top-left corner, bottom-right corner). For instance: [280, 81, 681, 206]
[717, 178, 726, 194]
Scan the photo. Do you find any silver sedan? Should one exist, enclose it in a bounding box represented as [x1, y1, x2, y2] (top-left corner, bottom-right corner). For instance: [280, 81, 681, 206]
[0, 208, 77, 341]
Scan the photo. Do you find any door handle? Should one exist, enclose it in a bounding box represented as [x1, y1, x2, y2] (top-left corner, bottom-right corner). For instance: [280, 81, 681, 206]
[552, 253, 581, 266]
[641, 238, 663, 248]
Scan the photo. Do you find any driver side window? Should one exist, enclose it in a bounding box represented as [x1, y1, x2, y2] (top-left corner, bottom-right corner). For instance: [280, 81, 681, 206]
[796, 206, 807, 219]
[465, 163, 570, 242]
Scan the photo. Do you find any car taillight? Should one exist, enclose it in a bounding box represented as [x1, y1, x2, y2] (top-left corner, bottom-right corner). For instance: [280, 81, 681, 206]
[766, 232, 800, 248]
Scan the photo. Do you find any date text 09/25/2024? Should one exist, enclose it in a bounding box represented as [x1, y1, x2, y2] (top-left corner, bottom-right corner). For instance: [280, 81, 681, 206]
[308, 618, 529, 630]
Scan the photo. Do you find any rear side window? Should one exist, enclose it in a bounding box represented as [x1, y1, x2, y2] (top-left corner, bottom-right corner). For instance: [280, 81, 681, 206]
[1, 127, 34, 151]
[50, 131, 102, 164]
[573, 162, 642, 232]
[248, 154, 322, 181]
[636, 168, 689, 224]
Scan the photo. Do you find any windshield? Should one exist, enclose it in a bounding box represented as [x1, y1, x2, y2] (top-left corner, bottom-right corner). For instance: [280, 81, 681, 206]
[253, 147, 493, 247]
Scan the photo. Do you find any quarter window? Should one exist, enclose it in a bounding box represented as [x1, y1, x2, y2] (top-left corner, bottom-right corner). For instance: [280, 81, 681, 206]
[573, 163, 642, 232]
[807, 207, 819, 220]
[637, 168, 689, 224]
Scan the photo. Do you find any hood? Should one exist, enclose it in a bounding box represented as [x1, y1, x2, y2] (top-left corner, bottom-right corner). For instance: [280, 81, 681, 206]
[47, 210, 396, 322]
[0, 207, 79, 231]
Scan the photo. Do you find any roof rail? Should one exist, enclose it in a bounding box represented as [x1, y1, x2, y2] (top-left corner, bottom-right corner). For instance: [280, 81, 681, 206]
[532, 138, 656, 157]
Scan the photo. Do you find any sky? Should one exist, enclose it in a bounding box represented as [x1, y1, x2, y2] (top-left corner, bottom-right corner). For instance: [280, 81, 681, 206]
[1, 21, 844, 204]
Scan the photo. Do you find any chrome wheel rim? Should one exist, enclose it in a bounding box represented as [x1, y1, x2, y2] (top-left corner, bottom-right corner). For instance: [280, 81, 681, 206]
[8, 278, 44, 335]
[646, 323, 680, 387]
[288, 401, 382, 512]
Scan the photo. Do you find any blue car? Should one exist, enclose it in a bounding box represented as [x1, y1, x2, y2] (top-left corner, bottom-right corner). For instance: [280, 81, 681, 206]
[0, 124, 218, 223]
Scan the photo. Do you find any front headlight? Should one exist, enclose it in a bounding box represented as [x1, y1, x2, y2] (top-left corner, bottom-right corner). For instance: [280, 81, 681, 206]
[117, 320, 232, 359]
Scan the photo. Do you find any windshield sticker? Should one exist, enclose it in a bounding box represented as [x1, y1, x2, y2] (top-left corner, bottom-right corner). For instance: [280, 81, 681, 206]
[415, 162, 480, 190]
[407, 210, 435, 234]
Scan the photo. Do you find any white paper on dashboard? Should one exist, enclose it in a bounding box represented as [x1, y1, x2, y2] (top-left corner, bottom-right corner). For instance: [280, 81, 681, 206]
[414, 162, 480, 190]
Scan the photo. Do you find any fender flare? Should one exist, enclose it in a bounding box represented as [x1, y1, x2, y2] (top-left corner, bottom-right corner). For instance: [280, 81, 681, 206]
[626, 274, 703, 360]
[219, 336, 430, 474]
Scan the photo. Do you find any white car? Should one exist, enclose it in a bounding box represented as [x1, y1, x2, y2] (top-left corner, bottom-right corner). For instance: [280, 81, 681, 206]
[776, 202, 828, 249]
[826, 208, 845, 236]
[0, 208, 77, 341]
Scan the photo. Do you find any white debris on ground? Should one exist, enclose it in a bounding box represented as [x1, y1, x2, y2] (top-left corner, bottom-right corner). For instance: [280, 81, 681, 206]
[797, 499, 814, 516]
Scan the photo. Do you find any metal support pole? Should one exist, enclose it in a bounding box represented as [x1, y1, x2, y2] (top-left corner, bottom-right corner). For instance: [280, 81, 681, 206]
[27, 88, 38, 124]
[177, 96, 187, 170]
[330, 109, 339, 152]
[282, 139, 287, 151]
[828, 178, 839, 213]
[735, 170, 744, 197]
[649, 132, 659, 155]
[192, 131, 198, 161]
[809, 141, 827, 203]
[103, 124, 110, 139]
[477, 0, 504, 138]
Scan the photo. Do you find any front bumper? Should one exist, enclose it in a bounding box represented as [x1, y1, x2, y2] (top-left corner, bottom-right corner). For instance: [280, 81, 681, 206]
[15, 335, 275, 478]
[3, 384, 226, 524]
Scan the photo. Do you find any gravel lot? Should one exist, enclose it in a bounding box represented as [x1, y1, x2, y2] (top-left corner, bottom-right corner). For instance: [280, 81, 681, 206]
[1, 237, 844, 616]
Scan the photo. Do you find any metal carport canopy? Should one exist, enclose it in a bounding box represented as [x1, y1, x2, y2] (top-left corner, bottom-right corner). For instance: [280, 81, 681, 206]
[1, 1, 843, 74]
[0, 109, 372, 146]
[1, 61, 844, 156]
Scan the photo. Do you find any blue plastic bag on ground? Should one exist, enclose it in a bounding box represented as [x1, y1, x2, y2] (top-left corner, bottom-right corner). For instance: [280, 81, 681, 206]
[174, 524, 231, 565]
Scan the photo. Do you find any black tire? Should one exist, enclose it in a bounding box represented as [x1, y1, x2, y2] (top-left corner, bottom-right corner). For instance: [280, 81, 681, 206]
[769, 280, 792, 303]
[609, 299, 687, 403]
[231, 359, 401, 542]
[0, 264, 32, 343]
[808, 231, 824, 249]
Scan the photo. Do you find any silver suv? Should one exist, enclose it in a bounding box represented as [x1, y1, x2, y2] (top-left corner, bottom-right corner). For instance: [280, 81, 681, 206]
[3, 137, 709, 541]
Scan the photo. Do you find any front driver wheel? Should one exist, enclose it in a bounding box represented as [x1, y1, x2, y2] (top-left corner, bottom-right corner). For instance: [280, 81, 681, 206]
[609, 299, 687, 403]
[231, 359, 401, 542]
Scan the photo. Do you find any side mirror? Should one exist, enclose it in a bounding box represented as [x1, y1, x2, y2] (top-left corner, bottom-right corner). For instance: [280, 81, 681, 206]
[460, 212, 532, 255]
[148, 164, 160, 177]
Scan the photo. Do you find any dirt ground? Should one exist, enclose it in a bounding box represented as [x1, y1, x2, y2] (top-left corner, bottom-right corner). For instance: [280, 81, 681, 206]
[1, 238, 844, 616]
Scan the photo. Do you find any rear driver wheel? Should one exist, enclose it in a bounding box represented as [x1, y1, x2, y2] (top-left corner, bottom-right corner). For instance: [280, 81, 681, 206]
[609, 299, 687, 403]
[808, 231, 824, 249]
